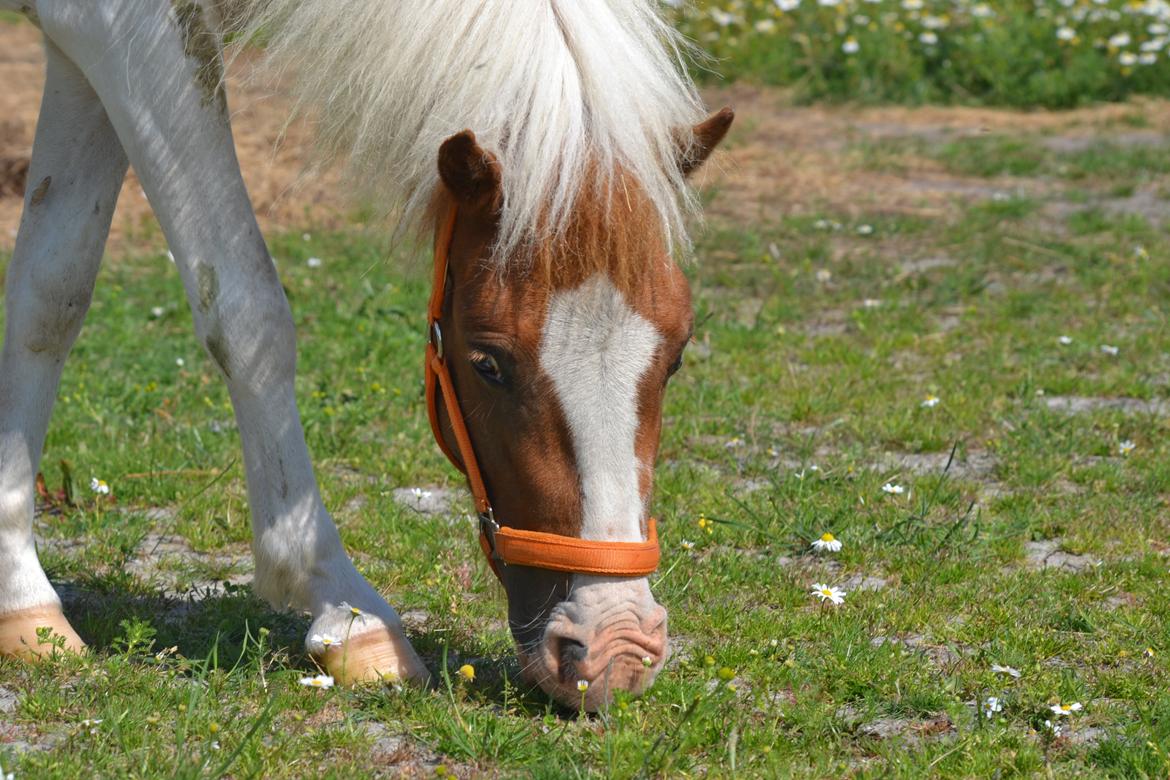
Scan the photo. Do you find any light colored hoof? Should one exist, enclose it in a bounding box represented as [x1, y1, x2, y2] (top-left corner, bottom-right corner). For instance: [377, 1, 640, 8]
[0, 604, 86, 661]
[313, 624, 431, 686]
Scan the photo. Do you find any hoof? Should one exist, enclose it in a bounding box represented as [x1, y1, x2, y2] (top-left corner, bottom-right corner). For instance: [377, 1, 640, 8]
[0, 605, 86, 661]
[313, 624, 430, 686]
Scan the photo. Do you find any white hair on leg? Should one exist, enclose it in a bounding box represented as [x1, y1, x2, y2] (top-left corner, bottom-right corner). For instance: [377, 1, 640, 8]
[229, 0, 705, 261]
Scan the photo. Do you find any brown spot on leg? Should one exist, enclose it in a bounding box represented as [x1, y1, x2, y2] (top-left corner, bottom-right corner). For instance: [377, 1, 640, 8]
[29, 175, 50, 206]
[196, 263, 218, 314]
[0, 604, 86, 661]
[172, 1, 226, 112]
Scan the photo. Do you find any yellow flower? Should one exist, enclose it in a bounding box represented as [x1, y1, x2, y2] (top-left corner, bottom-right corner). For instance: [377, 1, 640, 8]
[698, 514, 714, 534]
[577, 680, 589, 692]
[458, 664, 475, 682]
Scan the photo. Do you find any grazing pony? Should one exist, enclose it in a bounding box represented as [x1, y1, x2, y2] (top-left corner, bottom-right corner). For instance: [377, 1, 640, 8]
[0, 0, 732, 710]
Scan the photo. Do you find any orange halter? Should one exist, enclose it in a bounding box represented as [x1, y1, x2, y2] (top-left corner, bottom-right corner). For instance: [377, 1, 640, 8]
[424, 205, 661, 581]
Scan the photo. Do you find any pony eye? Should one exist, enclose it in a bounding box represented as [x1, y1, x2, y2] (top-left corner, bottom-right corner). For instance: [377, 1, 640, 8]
[470, 351, 504, 384]
[666, 352, 684, 379]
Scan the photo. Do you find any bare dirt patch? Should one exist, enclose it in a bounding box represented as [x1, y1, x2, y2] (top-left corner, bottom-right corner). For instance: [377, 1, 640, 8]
[1024, 539, 1101, 572]
[0, 21, 348, 252]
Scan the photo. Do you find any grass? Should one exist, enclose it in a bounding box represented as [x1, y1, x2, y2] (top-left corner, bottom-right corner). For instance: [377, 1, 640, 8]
[669, 0, 1170, 108]
[2, 132, 1170, 778]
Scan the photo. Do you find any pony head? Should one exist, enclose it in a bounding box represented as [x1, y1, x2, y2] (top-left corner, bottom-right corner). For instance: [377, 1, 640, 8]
[430, 108, 733, 710]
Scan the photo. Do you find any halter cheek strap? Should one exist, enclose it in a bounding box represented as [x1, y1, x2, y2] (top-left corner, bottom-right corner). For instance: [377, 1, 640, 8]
[424, 204, 661, 581]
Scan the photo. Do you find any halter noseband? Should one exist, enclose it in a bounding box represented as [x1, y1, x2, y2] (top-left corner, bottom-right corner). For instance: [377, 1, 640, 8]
[424, 204, 661, 581]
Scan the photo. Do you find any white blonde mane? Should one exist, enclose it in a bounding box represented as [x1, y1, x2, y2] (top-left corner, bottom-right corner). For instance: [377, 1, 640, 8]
[231, 0, 705, 261]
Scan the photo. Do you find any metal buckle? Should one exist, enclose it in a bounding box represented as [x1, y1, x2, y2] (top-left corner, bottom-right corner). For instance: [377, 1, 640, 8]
[430, 321, 444, 360]
[479, 507, 502, 562]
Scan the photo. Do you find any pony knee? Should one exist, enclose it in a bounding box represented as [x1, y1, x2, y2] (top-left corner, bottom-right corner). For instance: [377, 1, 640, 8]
[190, 262, 297, 395]
[5, 264, 96, 358]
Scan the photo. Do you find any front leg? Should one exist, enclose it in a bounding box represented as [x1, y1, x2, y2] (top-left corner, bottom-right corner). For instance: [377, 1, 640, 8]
[37, 0, 428, 684]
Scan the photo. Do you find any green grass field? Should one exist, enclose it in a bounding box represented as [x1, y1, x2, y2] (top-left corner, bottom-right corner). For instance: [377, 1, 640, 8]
[2, 109, 1169, 777]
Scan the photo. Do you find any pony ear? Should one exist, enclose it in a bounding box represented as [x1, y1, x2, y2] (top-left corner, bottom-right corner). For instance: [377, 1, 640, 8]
[438, 130, 502, 208]
[678, 107, 734, 178]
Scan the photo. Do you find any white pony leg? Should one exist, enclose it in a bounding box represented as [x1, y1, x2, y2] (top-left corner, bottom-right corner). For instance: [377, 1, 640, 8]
[35, 0, 427, 684]
[0, 39, 128, 658]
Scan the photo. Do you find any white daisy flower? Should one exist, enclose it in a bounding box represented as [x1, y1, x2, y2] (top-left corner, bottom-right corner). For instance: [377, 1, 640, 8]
[175, 358, 185, 367]
[1058, 335, 1073, 345]
[90, 478, 110, 495]
[308, 633, 343, 653]
[306, 256, 323, 268]
[983, 696, 1003, 718]
[882, 483, 905, 495]
[1139, 52, 1157, 64]
[857, 224, 874, 235]
[576, 680, 589, 692]
[1056, 26, 1076, 40]
[299, 674, 335, 689]
[642, 655, 653, 668]
[775, 0, 801, 10]
[1100, 344, 1119, 356]
[921, 395, 940, 408]
[1149, 22, 1169, 34]
[1120, 51, 1139, 66]
[1109, 32, 1132, 48]
[680, 539, 695, 551]
[919, 31, 939, 45]
[811, 532, 843, 553]
[150, 306, 165, 318]
[1119, 440, 1136, 456]
[1044, 718, 1064, 737]
[972, 3, 994, 18]
[301, 232, 312, 241]
[991, 663, 1021, 678]
[754, 19, 776, 33]
[842, 37, 860, 54]
[811, 583, 846, 605]
[816, 268, 833, 282]
[410, 487, 433, 501]
[1049, 702, 1082, 716]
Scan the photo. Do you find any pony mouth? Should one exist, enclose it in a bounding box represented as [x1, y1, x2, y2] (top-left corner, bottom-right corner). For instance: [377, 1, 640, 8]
[516, 630, 667, 710]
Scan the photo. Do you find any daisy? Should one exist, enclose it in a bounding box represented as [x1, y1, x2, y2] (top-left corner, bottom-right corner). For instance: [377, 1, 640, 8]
[811, 532, 843, 553]
[921, 394, 940, 408]
[299, 674, 335, 689]
[308, 633, 343, 653]
[1119, 440, 1136, 456]
[1049, 702, 1082, 716]
[1109, 32, 1132, 48]
[1056, 26, 1076, 41]
[642, 655, 653, 668]
[1044, 719, 1064, 737]
[306, 256, 323, 268]
[919, 31, 939, 45]
[90, 478, 110, 495]
[983, 696, 1003, 718]
[680, 540, 695, 551]
[1058, 335, 1073, 345]
[811, 583, 846, 605]
[1120, 52, 1138, 66]
[576, 680, 589, 692]
[991, 663, 1021, 678]
[775, 0, 801, 10]
[882, 483, 905, 495]
[1100, 344, 1119, 356]
[151, 306, 165, 318]
[857, 224, 874, 235]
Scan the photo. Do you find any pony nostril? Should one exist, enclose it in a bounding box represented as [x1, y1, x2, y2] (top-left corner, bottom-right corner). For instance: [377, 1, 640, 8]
[557, 637, 588, 680]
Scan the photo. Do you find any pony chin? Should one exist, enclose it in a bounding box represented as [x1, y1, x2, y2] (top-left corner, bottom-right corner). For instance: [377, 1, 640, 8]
[515, 576, 669, 711]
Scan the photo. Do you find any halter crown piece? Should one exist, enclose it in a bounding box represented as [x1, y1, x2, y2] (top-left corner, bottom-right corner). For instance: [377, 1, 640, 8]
[424, 205, 661, 581]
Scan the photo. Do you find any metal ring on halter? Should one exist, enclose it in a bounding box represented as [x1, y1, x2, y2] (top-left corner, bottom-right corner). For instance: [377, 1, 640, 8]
[430, 321, 444, 360]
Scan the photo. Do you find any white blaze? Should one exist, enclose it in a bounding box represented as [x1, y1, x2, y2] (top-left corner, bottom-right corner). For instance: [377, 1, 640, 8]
[539, 274, 662, 542]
